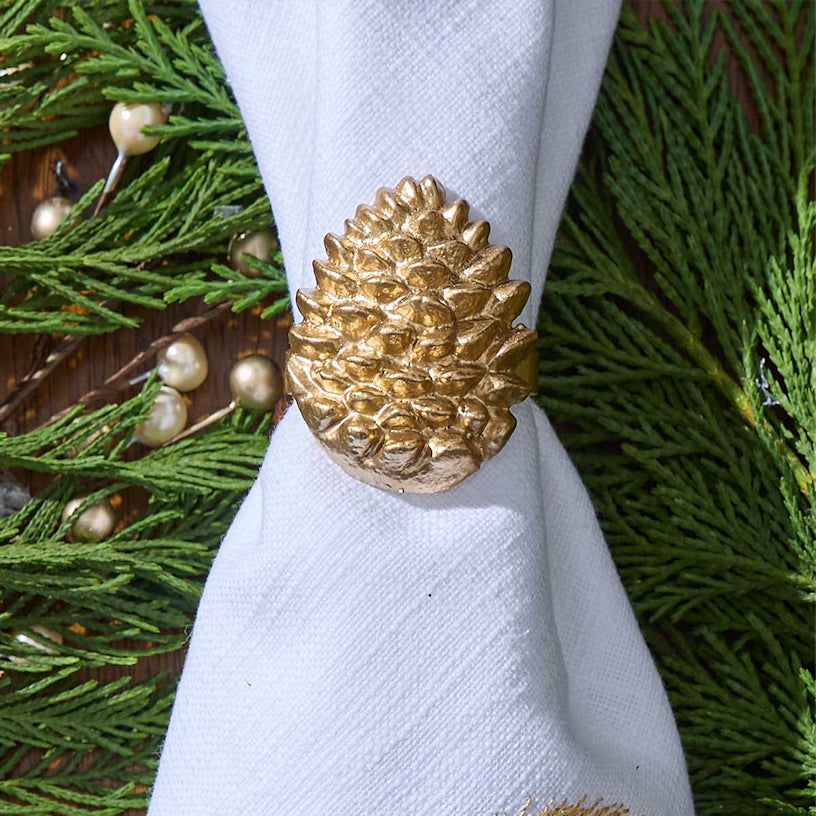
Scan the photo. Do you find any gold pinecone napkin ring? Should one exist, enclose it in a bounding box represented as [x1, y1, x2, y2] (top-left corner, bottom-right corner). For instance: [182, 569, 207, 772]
[285, 175, 537, 494]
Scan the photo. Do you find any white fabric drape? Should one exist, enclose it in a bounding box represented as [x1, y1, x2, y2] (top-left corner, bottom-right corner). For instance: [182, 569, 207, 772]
[148, 1, 695, 813]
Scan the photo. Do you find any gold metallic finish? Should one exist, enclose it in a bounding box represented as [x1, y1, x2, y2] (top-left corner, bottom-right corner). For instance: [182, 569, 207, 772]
[498, 797, 629, 816]
[286, 175, 536, 493]
[515, 346, 540, 395]
[229, 354, 283, 412]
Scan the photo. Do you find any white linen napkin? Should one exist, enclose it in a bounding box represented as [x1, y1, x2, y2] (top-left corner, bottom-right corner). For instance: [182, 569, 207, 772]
[148, 1, 695, 813]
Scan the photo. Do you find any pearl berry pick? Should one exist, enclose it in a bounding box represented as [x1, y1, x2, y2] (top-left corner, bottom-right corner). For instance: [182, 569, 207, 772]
[134, 386, 188, 447]
[228, 354, 282, 411]
[30, 196, 75, 240]
[227, 227, 279, 277]
[7, 625, 64, 666]
[61, 495, 117, 543]
[156, 334, 209, 392]
[170, 355, 283, 443]
[94, 101, 168, 215]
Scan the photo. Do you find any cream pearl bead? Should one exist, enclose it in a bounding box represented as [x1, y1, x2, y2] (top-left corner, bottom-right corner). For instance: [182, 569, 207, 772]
[229, 355, 283, 411]
[134, 386, 188, 447]
[157, 334, 208, 392]
[30, 196, 74, 240]
[109, 101, 165, 157]
[61, 496, 116, 543]
[228, 227, 279, 277]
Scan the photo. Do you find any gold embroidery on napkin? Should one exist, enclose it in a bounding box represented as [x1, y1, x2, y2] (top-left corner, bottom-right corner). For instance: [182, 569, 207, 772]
[494, 795, 629, 816]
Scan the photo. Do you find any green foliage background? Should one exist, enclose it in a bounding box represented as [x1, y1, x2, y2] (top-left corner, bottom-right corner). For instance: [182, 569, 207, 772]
[0, 1, 813, 814]
[540, 3, 815, 813]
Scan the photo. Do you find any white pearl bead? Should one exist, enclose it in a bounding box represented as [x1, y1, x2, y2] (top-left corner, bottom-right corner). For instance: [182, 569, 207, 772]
[61, 496, 116, 543]
[134, 386, 188, 447]
[157, 333, 208, 392]
[30, 196, 74, 240]
[109, 101, 165, 157]
[229, 355, 283, 411]
[228, 228, 279, 277]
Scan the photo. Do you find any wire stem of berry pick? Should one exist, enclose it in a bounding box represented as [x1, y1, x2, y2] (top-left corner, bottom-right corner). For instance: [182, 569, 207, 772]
[93, 152, 127, 216]
[168, 402, 237, 444]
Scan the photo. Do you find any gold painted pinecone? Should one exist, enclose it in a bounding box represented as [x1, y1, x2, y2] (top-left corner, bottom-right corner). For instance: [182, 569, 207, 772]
[286, 175, 536, 493]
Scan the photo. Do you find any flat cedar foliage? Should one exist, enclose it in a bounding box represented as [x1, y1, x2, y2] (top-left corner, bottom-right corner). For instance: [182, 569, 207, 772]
[540, 3, 815, 814]
[0, 1, 812, 814]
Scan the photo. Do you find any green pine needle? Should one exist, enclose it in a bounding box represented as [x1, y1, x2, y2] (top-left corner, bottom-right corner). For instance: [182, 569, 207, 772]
[538, 3, 815, 813]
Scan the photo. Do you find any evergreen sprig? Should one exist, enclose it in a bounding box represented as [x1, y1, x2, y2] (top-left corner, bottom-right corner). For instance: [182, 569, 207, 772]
[0, 0, 288, 335]
[538, 3, 814, 813]
[0, 2, 280, 812]
[0, 375, 272, 812]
